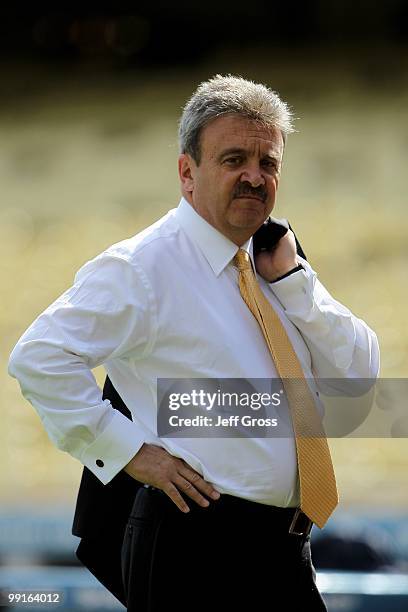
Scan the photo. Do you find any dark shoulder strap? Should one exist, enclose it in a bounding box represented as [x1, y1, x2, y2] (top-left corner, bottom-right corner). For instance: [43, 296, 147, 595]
[288, 221, 308, 261]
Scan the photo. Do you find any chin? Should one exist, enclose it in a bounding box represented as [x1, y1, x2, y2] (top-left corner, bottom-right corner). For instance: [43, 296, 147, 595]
[229, 209, 266, 229]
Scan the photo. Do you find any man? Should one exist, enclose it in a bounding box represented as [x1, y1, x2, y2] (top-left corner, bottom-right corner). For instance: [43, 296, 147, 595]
[9, 75, 379, 611]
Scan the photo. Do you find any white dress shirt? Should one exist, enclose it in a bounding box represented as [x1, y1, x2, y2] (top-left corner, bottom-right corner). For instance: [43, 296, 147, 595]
[8, 198, 380, 507]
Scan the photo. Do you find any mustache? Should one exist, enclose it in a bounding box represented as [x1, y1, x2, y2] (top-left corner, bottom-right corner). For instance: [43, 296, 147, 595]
[233, 183, 267, 202]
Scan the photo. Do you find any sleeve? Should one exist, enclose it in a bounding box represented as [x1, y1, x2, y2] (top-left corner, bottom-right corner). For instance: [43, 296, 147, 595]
[8, 254, 156, 484]
[268, 256, 380, 396]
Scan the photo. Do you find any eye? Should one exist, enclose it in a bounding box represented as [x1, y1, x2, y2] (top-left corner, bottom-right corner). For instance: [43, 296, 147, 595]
[262, 159, 279, 171]
[224, 156, 243, 166]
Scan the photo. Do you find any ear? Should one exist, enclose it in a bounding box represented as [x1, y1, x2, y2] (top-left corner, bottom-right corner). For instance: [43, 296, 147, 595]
[178, 154, 195, 195]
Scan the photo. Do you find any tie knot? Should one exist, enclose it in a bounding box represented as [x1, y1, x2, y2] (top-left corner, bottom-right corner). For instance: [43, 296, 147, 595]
[234, 249, 252, 272]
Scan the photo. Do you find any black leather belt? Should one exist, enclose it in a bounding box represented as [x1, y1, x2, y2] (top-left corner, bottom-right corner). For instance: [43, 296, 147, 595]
[144, 485, 313, 541]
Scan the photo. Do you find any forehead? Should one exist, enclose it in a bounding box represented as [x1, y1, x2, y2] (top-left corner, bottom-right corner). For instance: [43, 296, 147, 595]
[200, 114, 283, 157]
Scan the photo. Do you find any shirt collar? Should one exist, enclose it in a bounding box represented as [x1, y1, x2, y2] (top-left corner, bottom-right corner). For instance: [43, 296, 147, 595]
[175, 197, 254, 276]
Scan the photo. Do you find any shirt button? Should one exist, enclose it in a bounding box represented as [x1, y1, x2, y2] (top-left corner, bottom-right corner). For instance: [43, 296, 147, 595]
[96, 459, 104, 468]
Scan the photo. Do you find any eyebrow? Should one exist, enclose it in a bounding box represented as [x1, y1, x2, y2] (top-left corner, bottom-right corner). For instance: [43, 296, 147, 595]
[217, 147, 280, 163]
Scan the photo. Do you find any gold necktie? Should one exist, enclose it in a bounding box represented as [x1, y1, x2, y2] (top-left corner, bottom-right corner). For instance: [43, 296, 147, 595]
[234, 249, 338, 528]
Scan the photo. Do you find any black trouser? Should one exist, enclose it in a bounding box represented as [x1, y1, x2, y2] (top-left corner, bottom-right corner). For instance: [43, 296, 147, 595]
[121, 486, 327, 611]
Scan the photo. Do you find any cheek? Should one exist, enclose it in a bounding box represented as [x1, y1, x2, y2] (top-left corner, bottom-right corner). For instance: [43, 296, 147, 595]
[202, 171, 232, 199]
[267, 176, 279, 195]
[220, 171, 241, 192]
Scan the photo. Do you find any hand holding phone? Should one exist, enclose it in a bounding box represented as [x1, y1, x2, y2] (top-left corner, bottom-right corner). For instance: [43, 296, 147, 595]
[253, 217, 305, 283]
[253, 217, 307, 260]
[253, 217, 289, 255]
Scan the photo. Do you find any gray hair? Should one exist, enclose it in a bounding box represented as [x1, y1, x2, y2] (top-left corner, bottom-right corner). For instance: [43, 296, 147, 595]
[178, 74, 295, 164]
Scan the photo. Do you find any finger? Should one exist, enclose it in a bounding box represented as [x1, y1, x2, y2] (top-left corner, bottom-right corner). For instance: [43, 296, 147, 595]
[177, 467, 221, 502]
[163, 482, 190, 513]
[172, 475, 212, 508]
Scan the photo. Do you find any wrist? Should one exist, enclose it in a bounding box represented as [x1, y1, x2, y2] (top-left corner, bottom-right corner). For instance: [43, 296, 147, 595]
[268, 263, 304, 283]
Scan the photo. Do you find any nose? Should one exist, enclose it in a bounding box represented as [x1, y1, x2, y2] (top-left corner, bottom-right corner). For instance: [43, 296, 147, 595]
[240, 163, 265, 187]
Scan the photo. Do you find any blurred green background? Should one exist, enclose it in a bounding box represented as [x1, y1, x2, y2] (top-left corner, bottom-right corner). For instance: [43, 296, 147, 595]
[1, 5, 408, 518]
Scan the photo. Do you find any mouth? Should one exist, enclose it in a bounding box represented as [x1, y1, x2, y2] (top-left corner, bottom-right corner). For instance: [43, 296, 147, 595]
[235, 195, 264, 203]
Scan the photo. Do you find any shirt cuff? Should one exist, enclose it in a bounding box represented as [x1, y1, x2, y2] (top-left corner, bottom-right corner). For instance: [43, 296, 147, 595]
[268, 258, 316, 314]
[270, 263, 304, 283]
[80, 410, 146, 484]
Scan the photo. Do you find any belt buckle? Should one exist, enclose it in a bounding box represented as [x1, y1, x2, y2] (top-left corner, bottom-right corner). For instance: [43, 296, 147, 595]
[288, 508, 313, 537]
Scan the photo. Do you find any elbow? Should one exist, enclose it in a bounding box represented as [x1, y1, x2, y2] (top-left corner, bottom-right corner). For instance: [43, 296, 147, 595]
[339, 327, 380, 396]
[8, 336, 55, 384]
[346, 320, 381, 383]
[8, 342, 27, 382]
[315, 326, 380, 397]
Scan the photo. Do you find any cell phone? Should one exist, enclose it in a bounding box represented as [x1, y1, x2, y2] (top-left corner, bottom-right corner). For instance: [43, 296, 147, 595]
[253, 217, 307, 261]
[253, 218, 288, 255]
